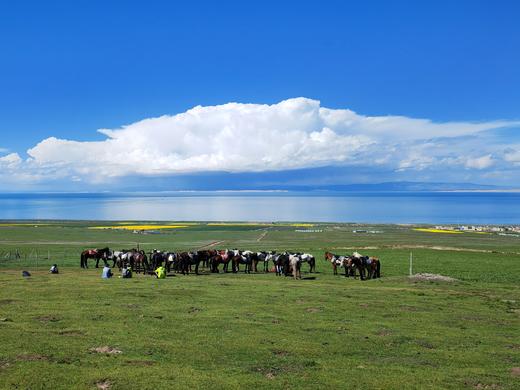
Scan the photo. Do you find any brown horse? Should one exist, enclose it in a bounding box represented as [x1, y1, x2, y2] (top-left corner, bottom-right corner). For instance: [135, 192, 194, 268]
[347, 253, 381, 280]
[210, 250, 233, 273]
[324, 251, 344, 275]
[80, 247, 110, 268]
[128, 250, 149, 274]
[364, 256, 381, 279]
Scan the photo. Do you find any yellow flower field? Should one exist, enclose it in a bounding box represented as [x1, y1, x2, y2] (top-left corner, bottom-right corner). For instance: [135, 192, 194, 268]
[413, 228, 463, 234]
[89, 225, 189, 231]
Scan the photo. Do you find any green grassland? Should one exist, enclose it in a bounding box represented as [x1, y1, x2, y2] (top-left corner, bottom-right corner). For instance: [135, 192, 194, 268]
[0, 222, 519, 389]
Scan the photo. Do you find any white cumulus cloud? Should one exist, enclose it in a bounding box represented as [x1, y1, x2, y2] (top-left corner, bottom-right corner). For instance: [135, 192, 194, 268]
[0, 97, 517, 187]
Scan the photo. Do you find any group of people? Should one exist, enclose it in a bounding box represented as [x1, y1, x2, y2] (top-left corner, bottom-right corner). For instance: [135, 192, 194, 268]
[100, 264, 166, 279]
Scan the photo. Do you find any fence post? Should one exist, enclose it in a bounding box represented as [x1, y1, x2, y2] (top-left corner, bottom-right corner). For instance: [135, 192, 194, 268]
[409, 252, 413, 276]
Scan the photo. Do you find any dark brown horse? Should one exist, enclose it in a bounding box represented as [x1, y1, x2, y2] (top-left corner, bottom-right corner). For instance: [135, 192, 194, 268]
[80, 247, 110, 268]
[178, 252, 201, 275]
[131, 250, 149, 274]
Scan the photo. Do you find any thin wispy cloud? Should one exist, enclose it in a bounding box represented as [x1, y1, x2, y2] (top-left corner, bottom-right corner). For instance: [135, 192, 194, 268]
[1, 98, 519, 186]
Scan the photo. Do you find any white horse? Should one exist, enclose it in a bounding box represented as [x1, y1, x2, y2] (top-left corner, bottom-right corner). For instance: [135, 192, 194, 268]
[299, 253, 316, 273]
[288, 253, 302, 279]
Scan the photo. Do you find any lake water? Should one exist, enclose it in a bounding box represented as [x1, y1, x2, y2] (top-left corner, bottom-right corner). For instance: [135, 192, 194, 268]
[0, 192, 519, 224]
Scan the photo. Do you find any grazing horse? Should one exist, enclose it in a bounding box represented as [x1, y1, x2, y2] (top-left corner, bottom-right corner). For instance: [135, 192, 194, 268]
[349, 253, 381, 279]
[128, 250, 149, 274]
[365, 257, 381, 279]
[80, 247, 110, 268]
[210, 249, 233, 273]
[288, 253, 302, 279]
[273, 253, 289, 276]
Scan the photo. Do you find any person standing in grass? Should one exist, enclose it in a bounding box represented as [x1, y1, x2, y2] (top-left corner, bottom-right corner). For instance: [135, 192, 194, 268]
[155, 265, 166, 279]
[102, 265, 113, 279]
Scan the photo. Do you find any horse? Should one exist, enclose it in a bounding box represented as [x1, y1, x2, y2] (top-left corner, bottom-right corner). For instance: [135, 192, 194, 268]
[150, 250, 168, 270]
[210, 249, 233, 273]
[196, 250, 212, 270]
[231, 250, 252, 274]
[349, 253, 381, 279]
[299, 253, 316, 273]
[324, 251, 344, 275]
[165, 252, 179, 273]
[366, 256, 381, 279]
[178, 251, 201, 275]
[124, 249, 148, 274]
[80, 247, 110, 268]
[273, 253, 289, 276]
[253, 251, 275, 272]
[288, 253, 302, 279]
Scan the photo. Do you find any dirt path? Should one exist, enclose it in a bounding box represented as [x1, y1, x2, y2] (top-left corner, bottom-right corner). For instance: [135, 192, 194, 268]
[257, 230, 269, 242]
[197, 240, 225, 250]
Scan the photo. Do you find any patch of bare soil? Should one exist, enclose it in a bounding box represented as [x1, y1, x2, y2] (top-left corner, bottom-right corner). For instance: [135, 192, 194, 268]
[306, 307, 322, 313]
[474, 383, 502, 389]
[96, 379, 112, 389]
[188, 307, 202, 314]
[409, 273, 458, 282]
[58, 329, 85, 336]
[0, 299, 16, 305]
[35, 315, 60, 323]
[89, 346, 122, 355]
[272, 349, 289, 357]
[511, 367, 520, 377]
[16, 354, 49, 361]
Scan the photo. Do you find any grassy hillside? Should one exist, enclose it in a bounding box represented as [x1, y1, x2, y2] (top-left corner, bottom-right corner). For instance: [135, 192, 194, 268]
[0, 222, 519, 389]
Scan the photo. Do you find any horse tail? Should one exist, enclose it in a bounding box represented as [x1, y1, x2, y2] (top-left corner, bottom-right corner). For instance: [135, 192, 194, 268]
[376, 259, 381, 278]
[80, 252, 85, 268]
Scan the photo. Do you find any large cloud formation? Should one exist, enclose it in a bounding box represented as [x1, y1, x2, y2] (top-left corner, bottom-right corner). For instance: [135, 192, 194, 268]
[2, 97, 520, 185]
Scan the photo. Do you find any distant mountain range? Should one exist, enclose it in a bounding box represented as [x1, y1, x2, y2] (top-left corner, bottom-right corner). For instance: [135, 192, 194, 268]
[251, 181, 510, 192]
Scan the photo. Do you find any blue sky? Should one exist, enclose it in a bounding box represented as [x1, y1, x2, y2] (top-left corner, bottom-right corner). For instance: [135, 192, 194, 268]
[0, 0, 519, 190]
